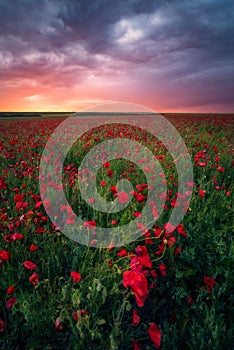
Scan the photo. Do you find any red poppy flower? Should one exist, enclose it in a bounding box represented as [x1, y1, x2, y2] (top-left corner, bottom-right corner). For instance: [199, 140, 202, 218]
[29, 272, 39, 286]
[217, 166, 225, 173]
[204, 276, 216, 293]
[132, 309, 140, 326]
[14, 193, 25, 203]
[167, 236, 176, 248]
[187, 296, 193, 305]
[36, 227, 45, 234]
[136, 222, 148, 234]
[148, 322, 162, 349]
[197, 162, 207, 167]
[136, 194, 146, 203]
[152, 205, 159, 220]
[0, 179, 6, 190]
[132, 341, 141, 350]
[30, 243, 37, 252]
[129, 256, 142, 272]
[0, 318, 4, 333]
[11, 233, 24, 241]
[23, 260, 37, 270]
[199, 189, 206, 198]
[66, 217, 75, 225]
[118, 191, 129, 204]
[104, 161, 110, 168]
[107, 241, 115, 250]
[159, 264, 167, 276]
[0, 250, 11, 261]
[73, 311, 79, 322]
[71, 271, 81, 284]
[83, 220, 96, 230]
[133, 211, 142, 218]
[35, 201, 43, 209]
[106, 169, 113, 177]
[150, 269, 158, 279]
[73, 309, 88, 322]
[122, 270, 148, 307]
[135, 245, 152, 269]
[90, 239, 98, 246]
[117, 249, 128, 257]
[163, 222, 176, 235]
[177, 224, 187, 237]
[6, 297, 17, 309]
[110, 219, 117, 225]
[174, 247, 182, 255]
[55, 317, 63, 330]
[110, 185, 118, 193]
[7, 285, 15, 295]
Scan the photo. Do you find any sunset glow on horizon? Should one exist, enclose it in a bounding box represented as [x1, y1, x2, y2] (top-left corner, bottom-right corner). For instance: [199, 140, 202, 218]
[0, 0, 234, 113]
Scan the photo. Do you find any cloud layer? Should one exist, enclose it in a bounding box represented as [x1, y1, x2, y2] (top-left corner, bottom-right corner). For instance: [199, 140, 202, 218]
[0, 0, 234, 111]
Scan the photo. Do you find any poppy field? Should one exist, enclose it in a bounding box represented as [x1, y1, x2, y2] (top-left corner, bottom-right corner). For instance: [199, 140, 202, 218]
[0, 114, 233, 350]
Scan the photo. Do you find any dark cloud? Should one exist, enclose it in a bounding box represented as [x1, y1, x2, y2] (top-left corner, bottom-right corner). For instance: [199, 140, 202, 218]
[0, 0, 234, 110]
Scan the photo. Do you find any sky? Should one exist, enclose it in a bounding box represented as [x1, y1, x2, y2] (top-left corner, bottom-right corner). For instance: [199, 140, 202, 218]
[0, 0, 233, 113]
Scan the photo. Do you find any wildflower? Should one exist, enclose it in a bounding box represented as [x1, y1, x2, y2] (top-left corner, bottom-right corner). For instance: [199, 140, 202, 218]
[136, 194, 146, 203]
[29, 272, 39, 286]
[204, 276, 216, 293]
[71, 271, 81, 284]
[167, 236, 176, 247]
[132, 309, 140, 326]
[199, 189, 206, 198]
[152, 205, 159, 219]
[30, 243, 37, 252]
[55, 317, 63, 330]
[148, 322, 162, 349]
[197, 162, 207, 167]
[6, 297, 17, 309]
[135, 245, 152, 269]
[117, 249, 128, 257]
[163, 222, 176, 235]
[133, 211, 142, 218]
[132, 341, 141, 350]
[187, 296, 193, 305]
[118, 191, 129, 204]
[23, 260, 37, 270]
[110, 185, 117, 193]
[111, 219, 118, 225]
[159, 264, 167, 276]
[0, 250, 11, 261]
[0, 318, 4, 332]
[150, 270, 158, 279]
[36, 227, 45, 234]
[104, 161, 110, 168]
[177, 224, 188, 237]
[83, 220, 96, 230]
[7, 286, 15, 295]
[122, 270, 148, 307]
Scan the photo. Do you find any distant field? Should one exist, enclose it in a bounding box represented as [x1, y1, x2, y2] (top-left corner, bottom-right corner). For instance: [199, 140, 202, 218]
[0, 112, 75, 119]
[1, 111, 234, 118]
